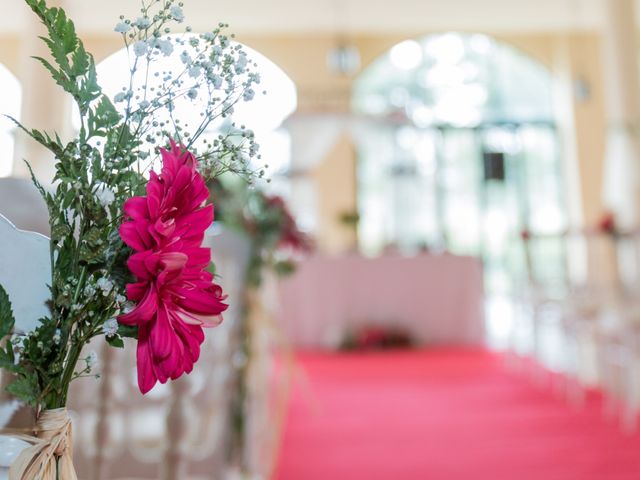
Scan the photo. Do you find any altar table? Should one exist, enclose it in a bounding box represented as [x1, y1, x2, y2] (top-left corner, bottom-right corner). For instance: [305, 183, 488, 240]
[277, 253, 485, 349]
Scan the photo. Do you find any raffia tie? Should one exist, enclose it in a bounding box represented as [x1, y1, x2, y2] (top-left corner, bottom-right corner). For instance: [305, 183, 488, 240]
[8, 408, 77, 480]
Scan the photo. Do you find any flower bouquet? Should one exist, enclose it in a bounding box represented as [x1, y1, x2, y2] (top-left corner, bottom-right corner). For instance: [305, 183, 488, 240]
[209, 179, 311, 477]
[0, 0, 263, 477]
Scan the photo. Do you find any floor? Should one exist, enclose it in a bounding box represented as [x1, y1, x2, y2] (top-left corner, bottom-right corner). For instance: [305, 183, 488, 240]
[274, 349, 640, 480]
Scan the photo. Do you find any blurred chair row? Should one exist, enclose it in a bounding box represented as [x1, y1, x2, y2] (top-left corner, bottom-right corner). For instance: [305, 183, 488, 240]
[511, 228, 640, 434]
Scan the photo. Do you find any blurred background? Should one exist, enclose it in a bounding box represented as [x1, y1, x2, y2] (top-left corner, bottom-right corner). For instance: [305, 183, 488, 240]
[4, 0, 640, 479]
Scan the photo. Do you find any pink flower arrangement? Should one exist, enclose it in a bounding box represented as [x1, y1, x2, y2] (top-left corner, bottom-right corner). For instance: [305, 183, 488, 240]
[119, 140, 227, 394]
[264, 195, 313, 253]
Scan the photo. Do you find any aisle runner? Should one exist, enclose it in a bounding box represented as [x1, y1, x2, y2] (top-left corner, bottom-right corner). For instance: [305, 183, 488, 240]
[275, 349, 640, 480]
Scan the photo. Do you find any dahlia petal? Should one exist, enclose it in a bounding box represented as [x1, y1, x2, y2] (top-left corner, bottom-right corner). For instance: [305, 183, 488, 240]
[155, 217, 176, 237]
[177, 310, 223, 327]
[142, 252, 161, 275]
[149, 306, 174, 359]
[187, 179, 209, 210]
[177, 206, 213, 234]
[173, 319, 204, 364]
[136, 326, 158, 395]
[183, 247, 211, 268]
[127, 251, 155, 279]
[172, 165, 195, 196]
[119, 222, 150, 251]
[177, 288, 228, 315]
[160, 251, 188, 271]
[176, 310, 201, 325]
[123, 196, 149, 220]
[126, 281, 148, 301]
[119, 286, 158, 324]
[146, 173, 163, 218]
[156, 327, 185, 381]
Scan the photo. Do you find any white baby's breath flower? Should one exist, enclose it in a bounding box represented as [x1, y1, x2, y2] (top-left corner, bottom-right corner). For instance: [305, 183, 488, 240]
[114, 22, 131, 34]
[133, 40, 148, 57]
[95, 184, 115, 207]
[187, 88, 198, 100]
[180, 51, 192, 65]
[86, 351, 98, 369]
[113, 22, 131, 33]
[139, 100, 150, 109]
[96, 278, 114, 296]
[135, 16, 151, 29]
[156, 39, 174, 56]
[243, 88, 255, 101]
[211, 74, 223, 89]
[235, 53, 248, 73]
[103, 319, 119, 338]
[188, 66, 202, 78]
[170, 5, 185, 22]
[114, 92, 127, 103]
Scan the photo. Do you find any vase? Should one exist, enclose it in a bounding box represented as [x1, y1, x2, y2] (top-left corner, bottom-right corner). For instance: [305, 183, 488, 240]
[2, 408, 77, 480]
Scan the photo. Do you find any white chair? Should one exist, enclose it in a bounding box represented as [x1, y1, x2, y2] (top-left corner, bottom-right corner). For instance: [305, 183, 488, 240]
[0, 178, 49, 236]
[0, 213, 52, 477]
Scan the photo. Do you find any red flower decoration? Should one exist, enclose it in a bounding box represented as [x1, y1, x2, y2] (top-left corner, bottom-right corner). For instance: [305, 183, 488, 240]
[598, 211, 616, 235]
[119, 140, 227, 394]
[265, 195, 313, 253]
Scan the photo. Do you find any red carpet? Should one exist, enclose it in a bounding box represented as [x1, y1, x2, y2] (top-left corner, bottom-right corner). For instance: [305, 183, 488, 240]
[274, 349, 640, 480]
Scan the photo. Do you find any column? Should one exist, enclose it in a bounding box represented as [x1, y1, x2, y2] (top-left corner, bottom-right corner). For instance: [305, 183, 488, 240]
[601, 0, 640, 227]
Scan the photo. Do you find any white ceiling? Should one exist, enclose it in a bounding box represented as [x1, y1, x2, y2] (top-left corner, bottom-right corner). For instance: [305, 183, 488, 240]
[5, 0, 616, 35]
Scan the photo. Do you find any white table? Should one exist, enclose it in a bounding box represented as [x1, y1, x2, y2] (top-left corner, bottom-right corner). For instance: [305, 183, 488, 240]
[277, 253, 485, 349]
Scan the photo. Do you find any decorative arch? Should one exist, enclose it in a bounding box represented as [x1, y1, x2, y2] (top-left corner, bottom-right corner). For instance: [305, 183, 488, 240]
[0, 63, 22, 177]
[353, 32, 554, 127]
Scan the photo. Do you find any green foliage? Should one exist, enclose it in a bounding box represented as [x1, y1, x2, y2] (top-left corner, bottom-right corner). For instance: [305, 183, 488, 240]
[0, 0, 147, 409]
[209, 178, 311, 287]
[0, 285, 15, 340]
[117, 324, 138, 340]
[24, 0, 103, 118]
[6, 374, 41, 408]
[106, 336, 124, 349]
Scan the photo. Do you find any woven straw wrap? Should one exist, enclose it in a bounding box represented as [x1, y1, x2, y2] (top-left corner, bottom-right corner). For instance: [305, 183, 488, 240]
[9, 408, 77, 480]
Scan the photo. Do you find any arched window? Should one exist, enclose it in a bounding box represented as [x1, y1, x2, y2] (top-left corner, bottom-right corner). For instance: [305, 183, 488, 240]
[0, 64, 22, 177]
[73, 39, 297, 183]
[353, 33, 565, 345]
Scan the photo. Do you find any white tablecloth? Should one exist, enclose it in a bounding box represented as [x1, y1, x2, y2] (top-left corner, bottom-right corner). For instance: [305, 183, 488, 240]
[277, 253, 485, 349]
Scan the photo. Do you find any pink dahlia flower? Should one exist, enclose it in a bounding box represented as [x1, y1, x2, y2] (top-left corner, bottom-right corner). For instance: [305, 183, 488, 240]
[119, 140, 227, 394]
